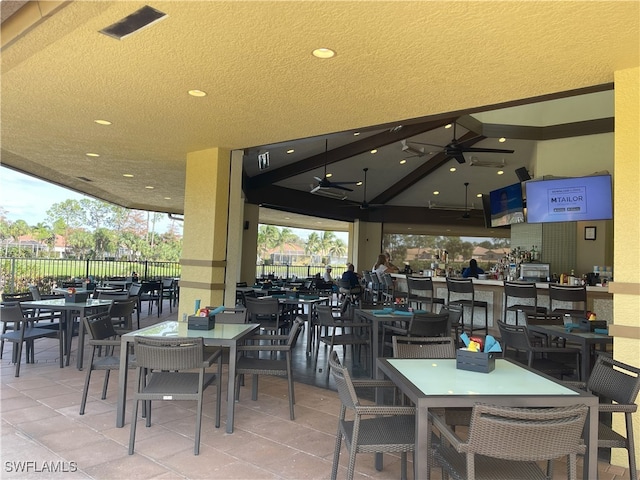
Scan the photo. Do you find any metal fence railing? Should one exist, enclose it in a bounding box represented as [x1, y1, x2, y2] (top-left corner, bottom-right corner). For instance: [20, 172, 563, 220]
[1, 258, 347, 295]
[0, 258, 181, 294]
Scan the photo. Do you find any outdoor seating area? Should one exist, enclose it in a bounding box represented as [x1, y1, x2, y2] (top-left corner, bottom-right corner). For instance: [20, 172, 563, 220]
[1, 279, 639, 479]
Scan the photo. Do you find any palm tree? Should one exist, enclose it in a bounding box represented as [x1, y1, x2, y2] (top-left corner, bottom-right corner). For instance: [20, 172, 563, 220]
[328, 238, 347, 260]
[257, 225, 279, 263]
[305, 232, 322, 262]
[319, 231, 336, 262]
[272, 228, 296, 264]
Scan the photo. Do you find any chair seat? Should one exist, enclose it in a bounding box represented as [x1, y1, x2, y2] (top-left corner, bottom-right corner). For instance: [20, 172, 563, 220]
[2, 326, 59, 342]
[341, 415, 415, 453]
[599, 421, 631, 449]
[92, 353, 136, 370]
[141, 371, 217, 398]
[236, 357, 287, 376]
[434, 444, 551, 480]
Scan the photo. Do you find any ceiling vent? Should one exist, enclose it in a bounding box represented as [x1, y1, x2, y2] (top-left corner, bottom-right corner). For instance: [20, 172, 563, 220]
[99, 5, 167, 40]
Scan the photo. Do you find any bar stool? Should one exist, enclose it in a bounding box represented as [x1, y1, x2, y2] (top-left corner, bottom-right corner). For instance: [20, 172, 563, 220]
[446, 277, 488, 335]
[407, 276, 446, 312]
[503, 281, 547, 325]
[548, 284, 588, 322]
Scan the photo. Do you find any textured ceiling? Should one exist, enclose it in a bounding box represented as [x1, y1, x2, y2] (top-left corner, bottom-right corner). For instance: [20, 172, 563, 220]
[1, 1, 638, 236]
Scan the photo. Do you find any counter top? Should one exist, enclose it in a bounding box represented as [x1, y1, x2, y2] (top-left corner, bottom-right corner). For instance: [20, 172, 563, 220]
[390, 273, 610, 293]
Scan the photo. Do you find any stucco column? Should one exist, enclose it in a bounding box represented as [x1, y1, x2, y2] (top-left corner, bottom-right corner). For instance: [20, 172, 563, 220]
[178, 147, 231, 320]
[610, 66, 640, 470]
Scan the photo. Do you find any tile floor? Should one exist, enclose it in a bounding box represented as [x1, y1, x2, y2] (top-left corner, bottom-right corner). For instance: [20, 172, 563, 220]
[1, 304, 636, 479]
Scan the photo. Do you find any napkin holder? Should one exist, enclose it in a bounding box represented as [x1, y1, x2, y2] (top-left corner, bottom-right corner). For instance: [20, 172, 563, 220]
[64, 292, 88, 303]
[456, 349, 495, 373]
[579, 318, 608, 332]
[188, 314, 216, 330]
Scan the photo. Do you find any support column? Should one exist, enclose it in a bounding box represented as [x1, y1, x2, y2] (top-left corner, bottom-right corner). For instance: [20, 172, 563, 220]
[179, 147, 231, 320]
[610, 66, 640, 470]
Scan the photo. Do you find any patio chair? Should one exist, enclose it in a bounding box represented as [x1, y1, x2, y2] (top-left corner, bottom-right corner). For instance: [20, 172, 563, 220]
[567, 354, 640, 480]
[314, 304, 370, 375]
[109, 298, 138, 331]
[392, 335, 456, 359]
[431, 403, 588, 480]
[128, 282, 142, 325]
[245, 296, 286, 335]
[381, 311, 450, 355]
[328, 350, 415, 480]
[79, 312, 136, 414]
[406, 275, 445, 312]
[0, 303, 63, 376]
[139, 280, 162, 317]
[497, 320, 582, 380]
[128, 336, 222, 455]
[234, 317, 304, 420]
[160, 277, 177, 312]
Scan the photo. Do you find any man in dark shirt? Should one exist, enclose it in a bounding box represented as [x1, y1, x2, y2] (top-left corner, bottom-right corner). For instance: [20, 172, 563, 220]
[341, 263, 361, 288]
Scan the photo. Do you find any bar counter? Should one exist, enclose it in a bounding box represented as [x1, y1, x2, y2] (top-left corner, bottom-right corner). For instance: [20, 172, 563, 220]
[390, 273, 612, 330]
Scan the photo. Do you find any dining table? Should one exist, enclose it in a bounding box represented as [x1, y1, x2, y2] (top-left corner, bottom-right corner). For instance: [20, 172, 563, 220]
[116, 320, 260, 433]
[527, 323, 613, 380]
[20, 298, 112, 369]
[355, 308, 416, 375]
[376, 357, 599, 480]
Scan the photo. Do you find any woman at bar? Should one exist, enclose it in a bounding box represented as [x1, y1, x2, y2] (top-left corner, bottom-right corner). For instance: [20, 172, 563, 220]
[462, 258, 484, 279]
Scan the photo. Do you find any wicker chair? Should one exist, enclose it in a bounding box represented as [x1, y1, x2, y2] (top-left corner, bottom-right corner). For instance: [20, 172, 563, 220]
[381, 311, 450, 356]
[314, 304, 370, 375]
[245, 296, 286, 335]
[108, 298, 137, 331]
[497, 320, 582, 380]
[431, 403, 588, 480]
[329, 350, 415, 480]
[128, 336, 222, 455]
[79, 312, 136, 415]
[0, 303, 63, 376]
[392, 335, 456, 359]
[569, 354, 640, 480]
[234, 317, 304, 420]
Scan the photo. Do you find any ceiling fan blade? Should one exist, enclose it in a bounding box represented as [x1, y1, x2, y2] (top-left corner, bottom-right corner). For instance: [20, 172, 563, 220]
[409, 141, 444, 149]
[460, 147, 515, 154]
[448, 152, 466, 164]
[332, 184, 354, 192]
[313, 176, 323, 182]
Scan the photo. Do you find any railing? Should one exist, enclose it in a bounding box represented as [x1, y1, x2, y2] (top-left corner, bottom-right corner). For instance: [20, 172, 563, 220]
[0, 258, 181, 294]
[0, 258, 347, 295]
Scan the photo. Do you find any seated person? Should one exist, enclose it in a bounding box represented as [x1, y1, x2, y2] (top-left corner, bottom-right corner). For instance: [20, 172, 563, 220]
[372, 253, 399, 275]
[341, 263, 362, 289]
[323, 266, 334, 283]
[462, 259, 484, 279]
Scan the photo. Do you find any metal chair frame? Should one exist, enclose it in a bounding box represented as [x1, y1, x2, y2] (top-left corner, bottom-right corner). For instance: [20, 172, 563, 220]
[446, 278, 488, 336]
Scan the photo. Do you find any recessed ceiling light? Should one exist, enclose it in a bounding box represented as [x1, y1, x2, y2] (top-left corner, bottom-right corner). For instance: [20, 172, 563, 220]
[188, 89, 207, 97]
[286, 149, 294, 154]
[164, 197, 171, 200]
[316, 221, 323, 224]
[284, 217, 290, 220]
[433, 191, 440, 195]
[407, 227, 412, 230]
[370, 149, 377, 154]
[400, 159, 407, 165]
[123, 174, 134, 178]
[86, 153, 100, 157]
[326, 173, 333, 178]
[499, 137, 506, 143]
[312, 48, 336, 59]
[353, 132, 360, 136]
[497, 170, 504, 175]
[145, 186, 154, 189]
[449, 167, 456, 172]
[94, 119, 112, 125]
[476, 193, 483, 198]
[445, 124, 452, 129]
[356, 181, 363, 186]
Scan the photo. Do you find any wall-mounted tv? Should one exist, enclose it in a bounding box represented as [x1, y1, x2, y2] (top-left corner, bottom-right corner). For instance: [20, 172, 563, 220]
[525, 174, 613, 223]
[488, 182, 525, 227]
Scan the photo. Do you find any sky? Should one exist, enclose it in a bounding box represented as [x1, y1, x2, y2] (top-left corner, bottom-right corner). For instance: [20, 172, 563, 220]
[0, 166, 180, 233]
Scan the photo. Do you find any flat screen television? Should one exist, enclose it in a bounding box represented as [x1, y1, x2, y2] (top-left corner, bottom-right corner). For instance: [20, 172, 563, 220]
[488, 182, 525, 227]
[525, 174, 613, 223]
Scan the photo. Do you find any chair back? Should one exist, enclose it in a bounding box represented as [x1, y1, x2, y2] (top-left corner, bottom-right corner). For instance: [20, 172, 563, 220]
[1, 292, 33, 304]
[214, 307, 247, 324]
[316, 305, 338, 326]
[162, 277, 175, 289]
[549, 284, 587, 313]
[440, 304, 462, 327]
[28, 285, 42, 301]
[0, 303, 27, 324]
[504, 281, 538, 301]
[407, 276, 435, 296]
[587, 355, 640, 406]
[466, 403, 587, 460]
[245, 296, 280, 317]
[84, 312, 118, 341]
[329, 350, 360, 411]
[287, 317, 305, 348]
[128, 283, 142, 297]
[446, 277, 474, 295]
[109, 298, 136, 317]
[98, 291, 130, 301]
[392, 336, 456, 358]
[497, 320, 533, 352]
[408, 312, 450, 337]
[134, 336, 204, 371]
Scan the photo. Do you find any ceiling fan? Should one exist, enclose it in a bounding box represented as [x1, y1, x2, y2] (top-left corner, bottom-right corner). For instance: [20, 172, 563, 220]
[310, 139, 360, 193]
[410, 123, 515, 164]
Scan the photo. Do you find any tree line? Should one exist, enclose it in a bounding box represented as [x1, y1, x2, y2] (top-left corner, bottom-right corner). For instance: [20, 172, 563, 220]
[0, 199, 182, 262]
[257, 225, 347, 265]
